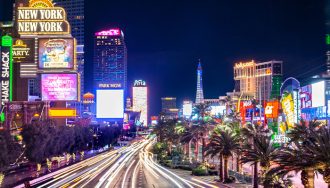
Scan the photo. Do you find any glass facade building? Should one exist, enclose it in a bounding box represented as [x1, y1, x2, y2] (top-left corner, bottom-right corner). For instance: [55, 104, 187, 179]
[93, 29, 127, 93]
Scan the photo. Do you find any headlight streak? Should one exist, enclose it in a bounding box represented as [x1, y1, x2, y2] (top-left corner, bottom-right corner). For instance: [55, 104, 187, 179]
[121, 159, 136, 188]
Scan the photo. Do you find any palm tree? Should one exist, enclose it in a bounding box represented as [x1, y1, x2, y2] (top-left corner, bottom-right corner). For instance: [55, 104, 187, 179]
[181, 125, 207, 161]
[205, 130, 240, 182]
[302, 126, 330, 188]
[241, 122, 269, 188]
[268, 121, 324, 188]
[240, 134, 276, 187]
[269, 146, 316, 188]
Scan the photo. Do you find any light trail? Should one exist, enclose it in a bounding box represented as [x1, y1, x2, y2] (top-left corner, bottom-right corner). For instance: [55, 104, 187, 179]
[121, 159, 136, 188]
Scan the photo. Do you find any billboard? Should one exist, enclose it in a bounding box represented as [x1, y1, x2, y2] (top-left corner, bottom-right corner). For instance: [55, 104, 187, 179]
[41, 74, 78, 101]
[49, 108, 77, 118]
[281, 93, 295, 129]
[312, 81, 325, 107]
[265, 101, 279, 118]
[96, 90, 124, 119]
[133, 86, 148, 126]
[12, 39, 35, 63]
[300, 85, 312, 108]
[183, 102, 193, 117]
[210, 105, 226, 116]
[39, 38, 74, 69]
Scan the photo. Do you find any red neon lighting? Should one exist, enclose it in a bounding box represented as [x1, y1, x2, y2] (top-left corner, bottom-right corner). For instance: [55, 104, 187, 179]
[95, 29, 121, 36]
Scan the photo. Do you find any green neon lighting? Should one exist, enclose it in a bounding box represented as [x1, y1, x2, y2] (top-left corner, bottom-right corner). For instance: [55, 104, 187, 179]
[327, 34, 330, 45]
[0, 113, 5, 123]
[1, 35, 13, 101]
[1, 36, 12, 46]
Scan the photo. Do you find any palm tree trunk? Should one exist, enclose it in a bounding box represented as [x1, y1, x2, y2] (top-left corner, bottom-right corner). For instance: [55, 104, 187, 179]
[236, 154, 241, 173]
[253, 163, 258, 188]
[224, 156, 229, 182]
[202, 138, 206, 163]
[195, 141, 198, 161]
[305, 167, 315, 188]
[219, 155, 223, 181]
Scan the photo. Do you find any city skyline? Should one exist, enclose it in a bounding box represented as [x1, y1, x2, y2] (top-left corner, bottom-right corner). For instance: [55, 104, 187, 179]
[0, 0, 326, 116]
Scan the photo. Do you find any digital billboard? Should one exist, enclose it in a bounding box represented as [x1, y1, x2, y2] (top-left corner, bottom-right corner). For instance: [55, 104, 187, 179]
[281, 93, 295, 129]
[96, 90, 124, 119]
[265, 101, 279, 118]
[12, 39, 35, 63]
[312, 81, 325, 107]
[41, 74, 78, 101]
[133, 86, 148, 126]
[39, 38, 74, 69]
[210, 105, 226, 116]
[300, 85, 312, 108]
[183, 102, 193, 117]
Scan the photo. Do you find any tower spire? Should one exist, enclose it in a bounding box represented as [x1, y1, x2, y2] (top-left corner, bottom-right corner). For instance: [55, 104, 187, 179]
[195, 59, 204, 104]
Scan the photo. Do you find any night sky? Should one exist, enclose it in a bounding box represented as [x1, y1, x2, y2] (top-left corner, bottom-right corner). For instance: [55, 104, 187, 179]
[0, 0, 327, 116]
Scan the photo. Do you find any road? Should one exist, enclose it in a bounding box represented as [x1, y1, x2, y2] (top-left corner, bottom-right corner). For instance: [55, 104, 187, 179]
[15, 138, 220, 188]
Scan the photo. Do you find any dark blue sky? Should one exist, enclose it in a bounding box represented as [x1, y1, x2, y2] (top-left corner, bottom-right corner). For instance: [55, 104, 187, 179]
[85, 0, 325, 115]
[0, 0, 327, 116]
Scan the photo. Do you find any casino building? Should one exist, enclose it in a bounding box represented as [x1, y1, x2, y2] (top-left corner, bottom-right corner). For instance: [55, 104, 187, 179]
[93, 29, 127, 94]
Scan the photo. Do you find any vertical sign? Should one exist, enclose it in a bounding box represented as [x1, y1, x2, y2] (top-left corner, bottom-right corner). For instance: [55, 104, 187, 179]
[1, 36, 13, 108]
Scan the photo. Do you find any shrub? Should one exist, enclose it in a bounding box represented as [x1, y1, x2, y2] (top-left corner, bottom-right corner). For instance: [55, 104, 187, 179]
[192, 165, 208, 176]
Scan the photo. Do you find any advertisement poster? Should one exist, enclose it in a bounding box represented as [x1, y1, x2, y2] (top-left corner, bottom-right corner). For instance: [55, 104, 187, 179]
[41, 74, 77, 101]
[13, 39, 35, 63]
[300, 85, 312, 108]
[39, 38, 74, 69]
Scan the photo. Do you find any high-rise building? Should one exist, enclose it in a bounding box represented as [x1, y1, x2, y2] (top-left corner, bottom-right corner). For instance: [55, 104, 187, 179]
[132, 80, 148, 126]
[233, 60, 283, 101]
[195, 60, 204, 104]
[53, 0, 85, 96]
[161, 97, 179, 119]
[94, 29, 127, 93]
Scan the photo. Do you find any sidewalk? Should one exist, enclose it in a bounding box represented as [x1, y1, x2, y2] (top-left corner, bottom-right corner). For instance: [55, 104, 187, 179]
[167, 168, 253, 188]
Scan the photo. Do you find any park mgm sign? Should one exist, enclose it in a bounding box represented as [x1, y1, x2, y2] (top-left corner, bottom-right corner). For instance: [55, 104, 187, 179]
[17, 0, 70, 35]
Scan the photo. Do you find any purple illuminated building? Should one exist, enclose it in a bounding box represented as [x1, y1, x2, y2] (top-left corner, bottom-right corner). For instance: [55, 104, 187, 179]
[93, 29, 127, 92]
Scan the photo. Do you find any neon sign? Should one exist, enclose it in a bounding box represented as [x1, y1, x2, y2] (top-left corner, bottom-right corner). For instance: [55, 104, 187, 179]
[17, 1, 70, 35]
[134, 80, 146, 87]
[1, 36, 13, 108]
[98, 83, 122, 88]
[234, 60, 255, 69]
[95, 29, 121, 36]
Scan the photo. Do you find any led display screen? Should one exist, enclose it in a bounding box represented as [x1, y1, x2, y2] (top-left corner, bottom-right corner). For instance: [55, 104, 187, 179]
[133, 87, 148, 126]
[312, 81, 325, 107]
[41, 74, 78, 101]
[210, 105, 226, 116]
[39, 38, 74, 69]
[96, 90, 124, 119]
[183, 103, 193, 117]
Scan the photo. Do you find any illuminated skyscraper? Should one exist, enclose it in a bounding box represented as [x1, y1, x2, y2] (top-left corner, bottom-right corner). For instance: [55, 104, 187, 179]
[94, 29, 127, 92]
[195, 60, 204, 104]
[133, 80, 148, 126]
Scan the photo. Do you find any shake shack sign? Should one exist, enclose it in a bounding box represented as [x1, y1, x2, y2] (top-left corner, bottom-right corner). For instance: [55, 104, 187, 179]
[17, 7, 70, 35]
[1, 47, 11, 106]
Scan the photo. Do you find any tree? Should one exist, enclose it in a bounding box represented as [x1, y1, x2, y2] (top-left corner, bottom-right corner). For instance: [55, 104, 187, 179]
[268, 121, 324, 188]
[241, 122, 269, 188]
[0, 130, 21, 186]
[206, 130, 240, 183]
[241, 134, 276, 187]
